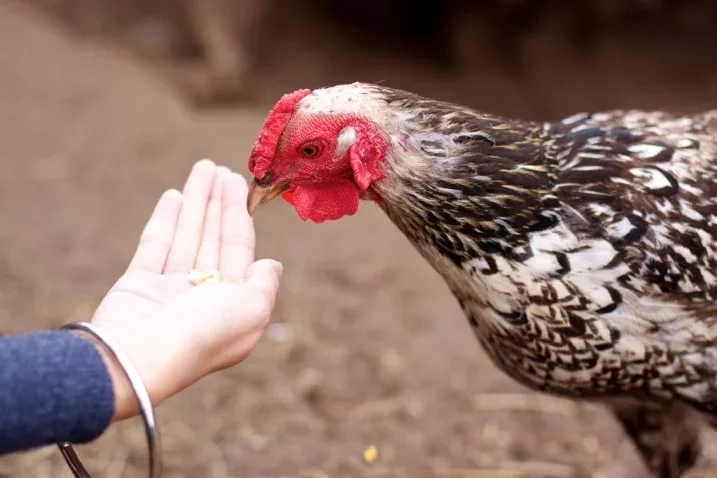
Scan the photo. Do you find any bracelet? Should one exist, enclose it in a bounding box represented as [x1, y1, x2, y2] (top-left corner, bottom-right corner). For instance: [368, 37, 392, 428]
[57, 322, 162, 478]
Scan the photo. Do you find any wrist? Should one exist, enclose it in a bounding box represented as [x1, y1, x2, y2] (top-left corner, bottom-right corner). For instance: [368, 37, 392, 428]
[70, 330, 135, 421]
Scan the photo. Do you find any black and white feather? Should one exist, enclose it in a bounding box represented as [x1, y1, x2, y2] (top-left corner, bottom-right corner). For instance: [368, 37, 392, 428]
[298, 83, 717, 477]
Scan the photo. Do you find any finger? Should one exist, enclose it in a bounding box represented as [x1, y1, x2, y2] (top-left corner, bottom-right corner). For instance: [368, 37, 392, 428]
[220, 173, 256, 280]
[164, 159, 217, 274]
[127, 189, 183, 273]
[194, 166, 230, 270]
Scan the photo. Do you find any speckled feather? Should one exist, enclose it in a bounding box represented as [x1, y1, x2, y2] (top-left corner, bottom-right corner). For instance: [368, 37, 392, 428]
[352, 86, 717, 410]
[268, 83, 717, 476]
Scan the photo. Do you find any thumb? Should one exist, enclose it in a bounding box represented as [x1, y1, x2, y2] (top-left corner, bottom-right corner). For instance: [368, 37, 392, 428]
[241, 259, 283, 312]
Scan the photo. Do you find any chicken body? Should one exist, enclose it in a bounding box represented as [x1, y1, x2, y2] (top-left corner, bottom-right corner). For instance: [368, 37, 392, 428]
[247, 83, 717, 477]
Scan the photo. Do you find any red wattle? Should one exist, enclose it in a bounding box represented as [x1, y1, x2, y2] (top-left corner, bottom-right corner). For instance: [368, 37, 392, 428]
[291, 181, 360, 223]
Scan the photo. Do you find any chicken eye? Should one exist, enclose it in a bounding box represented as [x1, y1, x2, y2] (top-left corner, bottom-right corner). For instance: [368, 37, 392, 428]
[298, 142, 321, 158]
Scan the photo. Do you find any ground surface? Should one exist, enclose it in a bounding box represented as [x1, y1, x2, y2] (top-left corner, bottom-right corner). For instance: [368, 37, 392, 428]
[3, 2, 717, 477]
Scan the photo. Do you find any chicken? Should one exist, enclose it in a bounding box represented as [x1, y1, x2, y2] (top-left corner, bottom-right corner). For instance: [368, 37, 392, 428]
[245, 83, 717, 478]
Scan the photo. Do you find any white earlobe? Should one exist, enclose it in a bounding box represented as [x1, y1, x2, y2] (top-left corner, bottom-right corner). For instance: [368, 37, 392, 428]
[336, 127, 358, 158]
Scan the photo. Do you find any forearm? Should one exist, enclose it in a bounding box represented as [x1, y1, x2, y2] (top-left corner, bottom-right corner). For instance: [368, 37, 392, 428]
[0, 330, 115, 455]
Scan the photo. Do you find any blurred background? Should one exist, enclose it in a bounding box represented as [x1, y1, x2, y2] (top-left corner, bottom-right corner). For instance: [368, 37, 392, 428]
[2, 1, 717, 477]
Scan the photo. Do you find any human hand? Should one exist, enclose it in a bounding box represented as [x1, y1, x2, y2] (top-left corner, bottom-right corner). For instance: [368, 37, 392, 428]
[88, 160, 282, 421]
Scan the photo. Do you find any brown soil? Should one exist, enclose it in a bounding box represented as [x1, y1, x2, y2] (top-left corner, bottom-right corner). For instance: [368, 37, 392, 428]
[2, 2, 717, 477]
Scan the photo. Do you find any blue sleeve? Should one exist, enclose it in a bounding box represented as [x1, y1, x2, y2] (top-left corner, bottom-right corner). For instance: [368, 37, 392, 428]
[0, 330, 115, 455]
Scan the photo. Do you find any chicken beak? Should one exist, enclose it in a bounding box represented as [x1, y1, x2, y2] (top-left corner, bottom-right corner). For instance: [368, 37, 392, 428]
[247, 180, 288, 216]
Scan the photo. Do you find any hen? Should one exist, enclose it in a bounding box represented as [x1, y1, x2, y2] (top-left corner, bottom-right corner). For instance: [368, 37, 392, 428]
[246, 83, 717, 478]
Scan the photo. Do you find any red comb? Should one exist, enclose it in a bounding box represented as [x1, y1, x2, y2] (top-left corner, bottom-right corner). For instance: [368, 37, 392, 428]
[248, 88, 312, 178]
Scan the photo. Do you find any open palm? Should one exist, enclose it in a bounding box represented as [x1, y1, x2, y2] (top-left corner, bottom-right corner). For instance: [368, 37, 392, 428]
[89, 160, 281, 420]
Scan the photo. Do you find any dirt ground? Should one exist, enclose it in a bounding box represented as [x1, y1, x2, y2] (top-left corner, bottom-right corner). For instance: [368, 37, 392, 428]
[4, 2, 717, 477]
